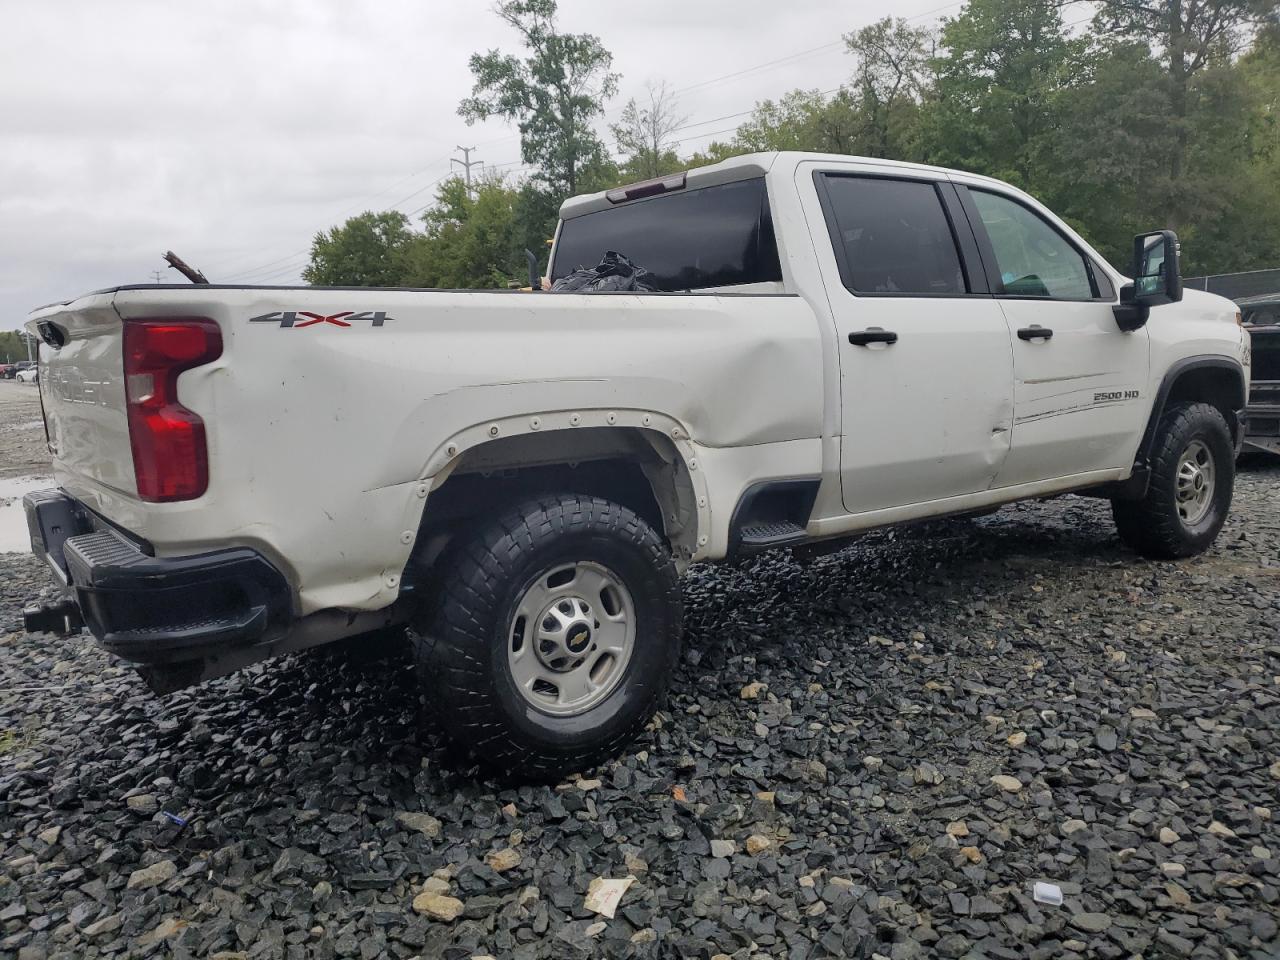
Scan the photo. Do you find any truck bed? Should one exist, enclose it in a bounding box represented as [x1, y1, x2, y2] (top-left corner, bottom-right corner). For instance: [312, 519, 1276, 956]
[29, 283, 824, 614]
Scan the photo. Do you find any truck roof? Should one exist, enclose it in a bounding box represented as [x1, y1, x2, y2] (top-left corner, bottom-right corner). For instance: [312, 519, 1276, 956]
[559, 151, 1004, 220]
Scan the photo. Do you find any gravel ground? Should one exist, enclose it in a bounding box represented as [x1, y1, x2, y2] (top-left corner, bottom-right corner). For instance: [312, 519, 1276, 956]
[0, 380, 49, 480]
[1, 376, 1278, 958]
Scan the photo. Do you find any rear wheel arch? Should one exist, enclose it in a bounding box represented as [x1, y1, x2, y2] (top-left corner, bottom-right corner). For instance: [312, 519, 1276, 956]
[410, 417, 708, 583]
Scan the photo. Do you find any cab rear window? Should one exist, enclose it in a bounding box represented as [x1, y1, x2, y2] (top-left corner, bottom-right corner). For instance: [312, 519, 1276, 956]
[551, 178, 782, 292]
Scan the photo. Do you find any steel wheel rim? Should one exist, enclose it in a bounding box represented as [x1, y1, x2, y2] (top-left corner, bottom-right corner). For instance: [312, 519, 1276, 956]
[1174, 439, 1215, 526]
[506, 560, 636, 717]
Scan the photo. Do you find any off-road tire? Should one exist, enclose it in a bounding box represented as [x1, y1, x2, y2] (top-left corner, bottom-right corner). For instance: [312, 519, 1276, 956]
[1112, 401, 1234, 559]
[410, 494, 682, 781]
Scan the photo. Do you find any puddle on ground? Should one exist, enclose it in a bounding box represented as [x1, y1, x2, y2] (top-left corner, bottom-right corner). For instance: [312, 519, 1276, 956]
[0, 476, 53, 554]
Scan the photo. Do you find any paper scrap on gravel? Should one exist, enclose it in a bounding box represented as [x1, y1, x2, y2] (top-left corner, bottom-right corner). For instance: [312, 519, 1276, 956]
[585, 876, 635, 918]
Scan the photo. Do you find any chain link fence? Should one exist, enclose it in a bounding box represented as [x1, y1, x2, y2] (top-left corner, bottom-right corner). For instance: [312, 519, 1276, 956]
[1184, 268, 1280, 303]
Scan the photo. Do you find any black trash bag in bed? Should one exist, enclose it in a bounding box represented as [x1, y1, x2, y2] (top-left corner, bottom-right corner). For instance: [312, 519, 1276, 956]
[550, 251, 656, 292]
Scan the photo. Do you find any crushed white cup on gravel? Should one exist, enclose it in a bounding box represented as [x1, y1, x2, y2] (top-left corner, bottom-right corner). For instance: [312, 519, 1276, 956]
[1033, 881, 1064, 906]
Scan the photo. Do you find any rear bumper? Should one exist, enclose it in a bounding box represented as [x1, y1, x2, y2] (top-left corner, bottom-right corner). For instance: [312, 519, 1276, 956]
[23, 488, 291, 663]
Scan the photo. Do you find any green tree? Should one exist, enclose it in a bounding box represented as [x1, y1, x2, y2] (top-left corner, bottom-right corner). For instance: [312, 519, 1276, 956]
[923, 0, 1086, 187]
[512, 182, 563, 270]
[302, 211, 417, 286]
[1036, 41, 1178, 268]
[402, 174, 531, 288]
[1095, 0, 1276, 229]
[459, 0, 619, 197]
[844, 17, 933, 159]
[0, 330, 33, 364]
[1177, 31, 1280, 272]
[611, 80, 687, 180]
[702, 88, 863, 158]
[1043, 26, 1280, 274]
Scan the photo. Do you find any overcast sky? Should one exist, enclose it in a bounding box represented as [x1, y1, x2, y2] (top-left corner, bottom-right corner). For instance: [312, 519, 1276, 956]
[1, 0, 963, 329]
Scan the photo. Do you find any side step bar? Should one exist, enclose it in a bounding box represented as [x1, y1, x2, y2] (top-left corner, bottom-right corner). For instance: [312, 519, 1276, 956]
[738, 521, 808, 551]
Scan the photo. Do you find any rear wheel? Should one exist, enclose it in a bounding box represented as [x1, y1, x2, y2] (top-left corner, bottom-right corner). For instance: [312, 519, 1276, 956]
[411, 494, 682, 781]
[1112, 401, 1234, 559]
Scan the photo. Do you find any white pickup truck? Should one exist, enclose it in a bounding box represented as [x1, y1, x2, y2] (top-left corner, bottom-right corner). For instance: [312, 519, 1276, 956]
[23, 152, 1249, 778]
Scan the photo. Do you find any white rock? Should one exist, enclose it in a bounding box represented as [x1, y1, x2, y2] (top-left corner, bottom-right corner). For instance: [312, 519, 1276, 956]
[83, 913, 123, 938]
[710, 839, 736, 858]
[126, 794, 159, 815]
[484, 848, 521, 873]
[412, 893, 463, 921]
[395, 811, 442, 838]
[127, 859, 177, 891]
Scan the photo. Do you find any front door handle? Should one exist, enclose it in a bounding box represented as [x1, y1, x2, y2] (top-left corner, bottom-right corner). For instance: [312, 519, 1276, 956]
[848, 328, 899, 346]
[1017, 326, 1053, 341]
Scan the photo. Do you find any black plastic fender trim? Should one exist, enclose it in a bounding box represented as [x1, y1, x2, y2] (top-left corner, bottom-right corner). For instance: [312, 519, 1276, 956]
[1136, 355, 1247, 468]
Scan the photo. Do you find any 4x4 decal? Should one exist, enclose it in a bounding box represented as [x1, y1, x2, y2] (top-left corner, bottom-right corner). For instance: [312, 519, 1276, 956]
[250, 311, 392, 328]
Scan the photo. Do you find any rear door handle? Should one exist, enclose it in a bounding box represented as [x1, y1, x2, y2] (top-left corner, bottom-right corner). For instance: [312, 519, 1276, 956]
[1017, 326, 1053, 341]
[848, 328, 898, 346]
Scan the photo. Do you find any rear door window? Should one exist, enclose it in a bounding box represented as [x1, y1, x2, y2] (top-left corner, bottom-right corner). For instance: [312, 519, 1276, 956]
[551, 178, 782, 292]
[819, 175, 968, 296]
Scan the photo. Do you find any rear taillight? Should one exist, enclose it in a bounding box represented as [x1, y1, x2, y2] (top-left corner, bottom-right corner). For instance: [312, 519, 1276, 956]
[122, 318, 222, 502]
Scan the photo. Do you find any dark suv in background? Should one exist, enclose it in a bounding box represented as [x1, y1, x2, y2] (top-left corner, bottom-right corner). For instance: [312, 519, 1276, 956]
[1241, 294, 1279, 454]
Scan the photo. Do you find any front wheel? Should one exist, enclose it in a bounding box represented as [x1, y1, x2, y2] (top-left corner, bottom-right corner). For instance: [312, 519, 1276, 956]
[1112, 401, 1235, 559]
[411, 494, 683, 781]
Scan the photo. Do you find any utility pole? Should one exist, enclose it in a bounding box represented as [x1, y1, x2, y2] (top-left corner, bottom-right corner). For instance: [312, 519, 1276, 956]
[150, 269, 164, 284]
[452, 146, 482, 194]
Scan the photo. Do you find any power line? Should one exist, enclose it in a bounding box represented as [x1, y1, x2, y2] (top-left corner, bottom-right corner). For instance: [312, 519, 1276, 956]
[224, 160, 534, 283]
[218, 3, 969, 283]
[667, 0, 964, 100]
[200, 150, 456, 275]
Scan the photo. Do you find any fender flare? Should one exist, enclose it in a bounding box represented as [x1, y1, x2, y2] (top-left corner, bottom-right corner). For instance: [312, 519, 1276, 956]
[421, 407, 714, 562]
[1137, 355, 1246, 466]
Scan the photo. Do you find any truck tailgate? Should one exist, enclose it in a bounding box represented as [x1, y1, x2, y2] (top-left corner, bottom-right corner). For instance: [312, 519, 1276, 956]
[29, 294, 136, 496]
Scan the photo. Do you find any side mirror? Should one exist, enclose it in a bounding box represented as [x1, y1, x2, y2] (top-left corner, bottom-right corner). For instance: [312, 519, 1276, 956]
[1114, 229, 1181, 332]
[1131, 229, 1182, 306]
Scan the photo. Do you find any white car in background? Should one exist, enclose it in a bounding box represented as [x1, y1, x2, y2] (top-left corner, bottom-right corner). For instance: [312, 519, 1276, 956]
[15, 364, 38, 383]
